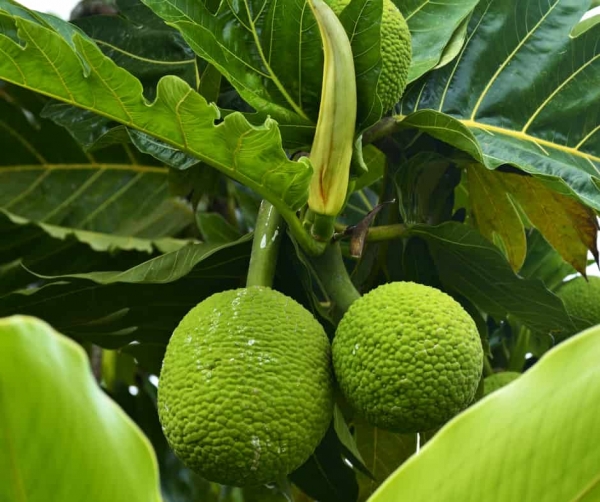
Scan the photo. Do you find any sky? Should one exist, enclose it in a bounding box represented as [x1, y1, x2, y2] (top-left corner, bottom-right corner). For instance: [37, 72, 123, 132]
[18, 0, 78, 19]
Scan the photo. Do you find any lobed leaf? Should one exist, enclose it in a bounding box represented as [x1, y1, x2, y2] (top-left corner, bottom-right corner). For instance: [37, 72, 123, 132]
[0, 1, 313, 220]
[399, 0, 600, 210]
[140, 0, 323, 126]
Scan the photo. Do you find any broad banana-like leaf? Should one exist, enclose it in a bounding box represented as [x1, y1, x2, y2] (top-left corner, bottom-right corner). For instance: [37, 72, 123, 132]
[0, 315, 162, 502]
[368, 324, 600, 502]
[399, 0, 600, 210]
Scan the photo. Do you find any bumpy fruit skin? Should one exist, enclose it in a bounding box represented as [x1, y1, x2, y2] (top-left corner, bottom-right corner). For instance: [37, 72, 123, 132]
[556, 276, 600, 340]
[332, 282, 483, 433]
[158, 287, 334, 487]
[326, 0, 412, 113]
[484, 372, 520, 396]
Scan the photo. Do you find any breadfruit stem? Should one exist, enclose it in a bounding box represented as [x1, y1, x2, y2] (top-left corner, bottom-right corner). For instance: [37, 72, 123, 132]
[309, 242, 361, 318]
[507, 326, 531, 372]
[246, 200, 284, 288]
[306, 0, 357, 238]
[334, 223, 408, 242]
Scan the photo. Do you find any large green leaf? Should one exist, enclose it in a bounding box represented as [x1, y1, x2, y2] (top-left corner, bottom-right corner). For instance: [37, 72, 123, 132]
[408, 222, 575, 335]
[520, 229, 576, 292]
[0, 235, 251, 347]
[0, 315, 162, 502]
[336, 0, 385, 130]
[0, 83, 195, 246]
[398, 0, 600, 210]
[0, 210, 185, 298]
[39, 0, 202, 156]
[140, 0, 323, 126]
[397, 0, 480, 83]
[0, 1, 313, 224]
[0, 84, 193, 296]
[354, 420, 416, 501]
[290, 425, 359, 502]
[368, 324, 600, 502]
[73, 0, 199, 96]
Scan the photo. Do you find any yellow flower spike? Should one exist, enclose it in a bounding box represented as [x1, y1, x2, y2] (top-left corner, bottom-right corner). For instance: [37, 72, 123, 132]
[306, 0, 357, 241]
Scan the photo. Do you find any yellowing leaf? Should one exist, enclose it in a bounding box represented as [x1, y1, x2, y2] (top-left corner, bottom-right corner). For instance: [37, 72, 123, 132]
[467, 164, 526, 270]
[501, 171, 599, 275]
[467, 163, 597, 274]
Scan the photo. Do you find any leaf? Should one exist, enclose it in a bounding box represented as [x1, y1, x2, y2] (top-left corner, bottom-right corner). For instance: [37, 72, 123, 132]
[0, 4, 313, 221]
[332, 406, 372, 479]
[73, 0, 199, 97]
[398, 0, 600, 210]
[0, 315, 162, 502]
[368, 324, 600, 502]
[433, 13, 470, 70]
[0, 210, 185, 298]
[466, 163, 527, 270]
[354, 145, 386, 191]
[0, 83, 195, 245]
[40, 0, 202, 157]
[140, 0, 323, 126]
[0, 235, 252, 347]
[571, 6, 600, 37]
[397, 0, 480, 83]
[394, 151, 452, 224]
[520, 229, 576, 292]
[33, 233, 253, 284]
[336, 0, 384, 130]
[197, 212, 243, 244]
[354, 419, 416, 501]
[467, 163, 598, 274]
[290, 424, 359, 502]
[408, 222, 576, 335]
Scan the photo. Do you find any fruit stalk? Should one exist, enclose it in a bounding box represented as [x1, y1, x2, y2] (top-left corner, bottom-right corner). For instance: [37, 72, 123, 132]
[309, 242, 361, 320]
[306, 0, 357, 241]
[246, 200, 284, 288]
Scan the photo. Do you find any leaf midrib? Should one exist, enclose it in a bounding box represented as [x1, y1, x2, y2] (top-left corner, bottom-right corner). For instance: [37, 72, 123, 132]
[461, 119, 600, 164]
[0, 164, 167, 174]
[396, 114, 600, 165]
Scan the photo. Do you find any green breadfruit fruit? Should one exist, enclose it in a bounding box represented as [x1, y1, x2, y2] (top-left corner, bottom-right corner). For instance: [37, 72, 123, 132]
[157, 286, 334, 487]
[556, 276, 600, 341]
[332, 282, 483, 433]
[326, 0, 412, 113]
[484, 372, 521, 396]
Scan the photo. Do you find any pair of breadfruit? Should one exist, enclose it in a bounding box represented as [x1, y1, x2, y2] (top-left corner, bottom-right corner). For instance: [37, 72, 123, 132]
[157, 273, 599, 488]
[158, 281, 484, 487]
[156, 0, 452, 487]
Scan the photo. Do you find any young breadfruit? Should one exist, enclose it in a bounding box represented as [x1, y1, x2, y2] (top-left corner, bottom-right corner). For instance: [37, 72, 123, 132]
[556, 276, 600, 340]
[325, 0, 412, 113]
[484, 372, 521, 396]
[158, 286, 334, 487]
[332, 282, 483, 433]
